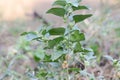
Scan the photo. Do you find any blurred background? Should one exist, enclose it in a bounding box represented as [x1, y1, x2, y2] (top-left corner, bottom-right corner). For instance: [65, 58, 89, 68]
[0, 0, 120, 79]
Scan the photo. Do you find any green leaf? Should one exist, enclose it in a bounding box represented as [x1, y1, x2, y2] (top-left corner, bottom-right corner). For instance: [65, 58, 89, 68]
[66, 0, 82, 7]
[48, 27, 65, 35]
[73, 14, 92, 23]
[26, 34, 37, 41]
[42, 30, 47, 35]
[70, 30, 85, 42]
[74, 42, 83, 53]
[72, 6, 89, 11]
[21, 32, 28, 36]
[53, 0, 66, 6]
[56, 46, 63, 51]
[47, 8, 66, 17]
[36, 71, 47, 78]
[34, 50, 45, 60]
[25, 32, 37, 41]
[48, 37, 64, 48]
[21, 31, 37, 41]
[51, 51, 64, 61]
[32, 37, 42, 41]
[44, 55, 52, 62]
[34, 55, 40, 62]
[34, 48, 45, 61]
[82, 49, 91, 53]
[21, 31, 36, 36]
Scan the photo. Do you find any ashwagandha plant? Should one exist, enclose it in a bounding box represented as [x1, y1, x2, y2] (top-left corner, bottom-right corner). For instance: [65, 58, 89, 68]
[21, 0, 96, 80]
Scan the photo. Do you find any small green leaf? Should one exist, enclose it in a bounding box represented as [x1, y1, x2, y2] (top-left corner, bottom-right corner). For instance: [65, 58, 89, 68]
[66, 0, 82, 7]
[42, 30, 47, 35]
[32, 37, 42, 41]
[21, 31, 36, 36]
[21, 32, 28, 36]
[24, 32, 37, 41]
[47, 8, 66, 17]
[51, 51, 64, 61]
[44, 55, 52, 62]
[35, 52, 45, 60]
[72, 6, 89, 11]
[70, 30, 85, 42]
[48, 37, 64, 48]
[74, 42, 83, 53]
[48, 27, 65, 35]
[53, 0, 66, 6]
[73, 14, 92, 23]
[34, 55, 40, 62]
[56, 46, 63, 51]
[82, 49, 91, 53]
[34, 48, 45, 60]
[21, 31, 37, 41]
[36, 71, 47, 78]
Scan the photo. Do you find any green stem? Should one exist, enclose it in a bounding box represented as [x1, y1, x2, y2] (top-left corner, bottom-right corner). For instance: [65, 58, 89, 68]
[65, 7, 75, 80]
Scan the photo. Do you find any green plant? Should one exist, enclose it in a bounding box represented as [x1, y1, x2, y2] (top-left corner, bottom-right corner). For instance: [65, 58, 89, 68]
[22, 0, 96, 79]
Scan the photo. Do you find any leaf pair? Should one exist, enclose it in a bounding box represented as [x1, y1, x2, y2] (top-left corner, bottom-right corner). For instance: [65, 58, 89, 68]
[47, 7, 92, 23]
